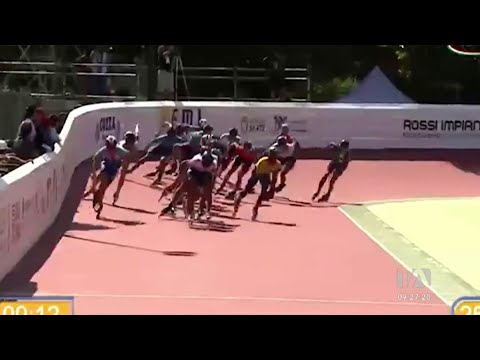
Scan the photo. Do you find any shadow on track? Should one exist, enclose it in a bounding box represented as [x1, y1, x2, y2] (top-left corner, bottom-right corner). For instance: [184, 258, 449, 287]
[64, 234, 197, 256]
[69, 221, 112, 231]
[0, 161, 91, 297]
[125, 178, 165, 189]
[98, 216, 146, 226]
[215, 199, 271, 208]
[106, 203, 157, 215]
[214, 213, 297, 227]
[272, 196, 363, 208]
[160, 216, 239, 233]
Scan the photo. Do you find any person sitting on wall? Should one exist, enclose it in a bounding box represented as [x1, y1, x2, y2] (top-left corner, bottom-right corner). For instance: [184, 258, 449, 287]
[32, 107, 57, 153]
[11, 121, 40, 161]
[41, 114, 62, 152]
[22, 104, 38, 143]
[18, 106, 51, 155]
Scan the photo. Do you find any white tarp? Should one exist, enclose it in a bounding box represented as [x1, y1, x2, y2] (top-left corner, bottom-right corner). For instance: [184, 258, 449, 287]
[337, 66, 415, 104]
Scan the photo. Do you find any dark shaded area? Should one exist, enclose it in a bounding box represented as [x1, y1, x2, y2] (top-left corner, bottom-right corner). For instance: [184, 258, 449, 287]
[160, 215, 239, 233]
[108, 204, 157, 215]
[97, 217, 146, 227]
[215, 212, 297, 228]
[189, 219, 239, 233]
[215, 199, 271, 208]
[125, 178, 165, 188]
[65, 234, 196, 257]
[69, 221, 112, 231]
[271, 196, 363, 208]
[0, 160, 91, 295]
[256, 220, 297, 227]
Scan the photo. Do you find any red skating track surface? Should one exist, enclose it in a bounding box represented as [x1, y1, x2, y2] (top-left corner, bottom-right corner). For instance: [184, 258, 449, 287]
[2, 157, 478, 314]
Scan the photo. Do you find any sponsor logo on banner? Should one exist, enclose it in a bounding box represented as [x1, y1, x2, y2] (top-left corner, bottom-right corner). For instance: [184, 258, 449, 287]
[240, 115, 266, 134]
[159, 108, 203, 133]
[0, 207, 9, 255]
[172, 108, 203, 126]
[403, 119, 480, 138]
[46, 175, 53, 211]
[95, 116, 122, 143]
[273, 115, 308, 133]
[39, 182, 47, 215]
[10, 201, 22, 246]
[22, 193, 38, 226]
[53, 169, 58, 205]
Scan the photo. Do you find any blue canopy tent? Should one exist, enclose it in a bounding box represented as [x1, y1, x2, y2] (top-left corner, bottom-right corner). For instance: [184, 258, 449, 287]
[336, 66, 415, 103]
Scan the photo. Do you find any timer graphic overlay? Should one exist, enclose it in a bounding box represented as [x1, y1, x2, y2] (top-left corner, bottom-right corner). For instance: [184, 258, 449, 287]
[0, 296, 75, 315]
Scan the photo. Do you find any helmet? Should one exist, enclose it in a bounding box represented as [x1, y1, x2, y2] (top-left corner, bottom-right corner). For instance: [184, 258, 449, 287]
[203, 124, 214, 133]
[175, 125, 186, 136]
[201, 153, 214, 167]
[124, 131, 136, 144]
[340, 139, 350, 148]
[267, 146, 277, 158]
[281, 124, 290, 133]
[229, 128, 239, 137]
[243, 141, 253, 150]
[105, 135, 117, 148]
[277, 136, 288, 146]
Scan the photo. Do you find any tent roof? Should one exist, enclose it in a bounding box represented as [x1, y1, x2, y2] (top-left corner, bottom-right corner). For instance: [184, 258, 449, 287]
[337, 66, 415, 103]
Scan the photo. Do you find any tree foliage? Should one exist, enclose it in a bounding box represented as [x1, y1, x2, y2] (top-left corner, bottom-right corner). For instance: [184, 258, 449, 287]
[180, 45, 480, 103]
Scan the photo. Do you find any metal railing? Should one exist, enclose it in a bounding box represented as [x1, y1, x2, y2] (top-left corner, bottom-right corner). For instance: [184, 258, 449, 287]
[0, 61, 312, 102]
[178, 65, 311, 101]
[0, 61, 138, 102]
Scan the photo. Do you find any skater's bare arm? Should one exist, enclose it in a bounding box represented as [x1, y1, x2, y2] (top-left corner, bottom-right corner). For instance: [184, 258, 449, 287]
[90, 155, 99, 190]
[270, 170, 280, 192]
[173, 160, 189, 188]
[114, 157, 131, 200]
[128, 153, 149, 173]
[205, 177, 215, 214]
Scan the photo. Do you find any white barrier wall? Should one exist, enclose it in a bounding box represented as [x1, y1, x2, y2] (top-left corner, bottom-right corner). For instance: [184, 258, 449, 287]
[2, 100, 480, 281]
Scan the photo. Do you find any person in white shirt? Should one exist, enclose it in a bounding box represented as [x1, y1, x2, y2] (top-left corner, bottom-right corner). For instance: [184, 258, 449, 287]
[219, 128, 241, 147]
[272, 136, 297, 193]
[89, 46, 110, 95]
[218, 128, 241, 175]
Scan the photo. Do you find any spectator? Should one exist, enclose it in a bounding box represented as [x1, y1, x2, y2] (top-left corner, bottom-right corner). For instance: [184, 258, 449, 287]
[89, 46, 111, 95]
[12, 120, 40, 161]
[0, 140, 10, 155]
[22, 104, 38, 143]
[42, 114, 62, 151]
[32, 107, 52, 154]
[266, 53, 286, 100]
[157, 45, 176, 99]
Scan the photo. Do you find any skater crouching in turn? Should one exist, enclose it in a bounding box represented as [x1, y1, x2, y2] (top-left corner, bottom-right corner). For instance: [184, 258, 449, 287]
[312, 140, 350, 203]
